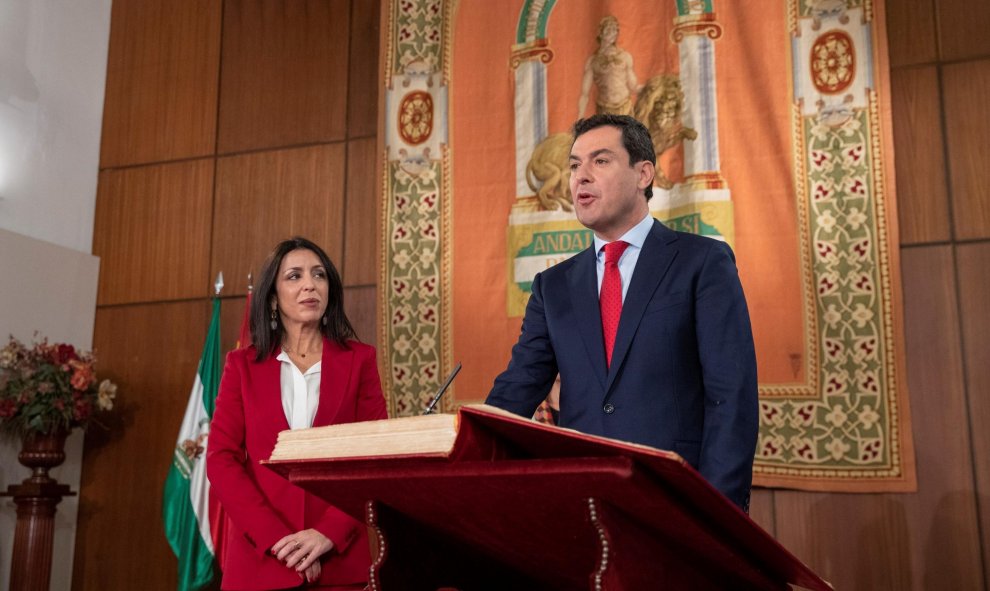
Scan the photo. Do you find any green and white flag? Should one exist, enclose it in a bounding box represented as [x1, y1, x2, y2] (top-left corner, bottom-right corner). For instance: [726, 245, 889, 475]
[163, 290, 223, 590]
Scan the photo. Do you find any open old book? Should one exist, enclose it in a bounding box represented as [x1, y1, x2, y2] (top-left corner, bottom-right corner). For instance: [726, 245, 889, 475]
[267, 403, 679, 463]
[268, 403, 526, 462]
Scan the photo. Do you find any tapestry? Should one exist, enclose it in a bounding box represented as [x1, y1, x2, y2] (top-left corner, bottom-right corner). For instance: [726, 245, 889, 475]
[378, 0, 916, 492]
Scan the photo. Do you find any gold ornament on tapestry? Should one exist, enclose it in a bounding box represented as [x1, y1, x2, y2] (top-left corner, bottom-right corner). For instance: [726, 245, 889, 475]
[396, 147, 434, 180]
[670, 13, 723, 43]
[815, 94, 856, 128]
[808, 0, 851, 31]
[810, 30, 855, 94]
[399, 90, 434, 145]
[509, 38, 554, 70]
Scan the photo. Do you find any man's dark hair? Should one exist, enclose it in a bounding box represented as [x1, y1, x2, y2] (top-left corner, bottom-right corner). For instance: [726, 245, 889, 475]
[573, 114, 656, 199]
[251, 236, 356, 361]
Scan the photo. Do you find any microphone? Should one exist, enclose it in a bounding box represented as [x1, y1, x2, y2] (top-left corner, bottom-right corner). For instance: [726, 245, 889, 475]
[423, 362, 462, 415]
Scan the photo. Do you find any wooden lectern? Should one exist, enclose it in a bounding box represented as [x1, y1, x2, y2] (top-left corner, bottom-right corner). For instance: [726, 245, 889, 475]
[265, 405, 831, 591]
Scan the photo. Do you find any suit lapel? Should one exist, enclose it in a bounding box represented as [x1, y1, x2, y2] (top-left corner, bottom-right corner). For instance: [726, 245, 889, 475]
[606, 220, 679, 394]
[567, 247, 608, 391]
[312, 339, 353, 427]
[255, 353, 290, 432]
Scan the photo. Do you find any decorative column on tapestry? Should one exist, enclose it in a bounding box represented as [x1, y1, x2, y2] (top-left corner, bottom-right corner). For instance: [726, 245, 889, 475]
[379, 0, 915, 493]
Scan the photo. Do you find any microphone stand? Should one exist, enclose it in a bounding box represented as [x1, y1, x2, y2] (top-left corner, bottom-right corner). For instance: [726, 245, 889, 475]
[423, 362, 462, 415]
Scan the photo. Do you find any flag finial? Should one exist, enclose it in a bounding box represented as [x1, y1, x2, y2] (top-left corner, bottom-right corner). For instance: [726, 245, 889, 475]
[247, 273, 253, 294]
[215, 272, 224, 296]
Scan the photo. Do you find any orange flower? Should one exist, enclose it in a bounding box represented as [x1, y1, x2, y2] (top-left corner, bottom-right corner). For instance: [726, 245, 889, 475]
[68, 359, 95, 391]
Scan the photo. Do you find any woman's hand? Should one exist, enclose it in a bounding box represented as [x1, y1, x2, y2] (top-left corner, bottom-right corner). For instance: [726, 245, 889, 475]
[300, 559, 321, 583]
[272, 529, 334, 576]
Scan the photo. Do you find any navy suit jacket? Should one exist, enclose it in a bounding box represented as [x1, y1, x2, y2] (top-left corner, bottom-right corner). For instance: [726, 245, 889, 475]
[487, 219, 758, 510]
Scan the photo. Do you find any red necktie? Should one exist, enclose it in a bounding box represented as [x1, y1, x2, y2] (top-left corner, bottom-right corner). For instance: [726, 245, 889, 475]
[600, 240, 629, 368]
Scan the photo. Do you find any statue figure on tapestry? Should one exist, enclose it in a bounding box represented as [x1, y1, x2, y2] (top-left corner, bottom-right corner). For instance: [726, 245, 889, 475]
[525, 17, 697, 210]
[523, 15, 639, 212]
[633, 74, 697, 190]
[577, 16, 640, 118]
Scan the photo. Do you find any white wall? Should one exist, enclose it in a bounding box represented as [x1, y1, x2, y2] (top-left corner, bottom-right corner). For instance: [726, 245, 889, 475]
[0, 229, 100, 591]
[0, 0, 111, 589]
[0, 0, 111, 253]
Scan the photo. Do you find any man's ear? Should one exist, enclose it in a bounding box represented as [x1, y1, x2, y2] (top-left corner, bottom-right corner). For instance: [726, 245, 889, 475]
[637, 160, 656, 192]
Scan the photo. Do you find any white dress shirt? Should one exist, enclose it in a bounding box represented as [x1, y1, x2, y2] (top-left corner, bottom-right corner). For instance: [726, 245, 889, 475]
[276, 350, 321, 429]
[592, 212, 655, 301]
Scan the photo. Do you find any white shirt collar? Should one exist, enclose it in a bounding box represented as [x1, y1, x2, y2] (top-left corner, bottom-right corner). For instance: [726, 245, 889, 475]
[593, 212, 654, 256]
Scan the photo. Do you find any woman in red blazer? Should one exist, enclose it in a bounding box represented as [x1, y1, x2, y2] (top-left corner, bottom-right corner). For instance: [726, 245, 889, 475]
[207, 237, 388, 590]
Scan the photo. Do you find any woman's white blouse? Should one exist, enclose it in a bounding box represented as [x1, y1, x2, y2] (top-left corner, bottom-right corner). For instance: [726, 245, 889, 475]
[276, 350, 321, 429]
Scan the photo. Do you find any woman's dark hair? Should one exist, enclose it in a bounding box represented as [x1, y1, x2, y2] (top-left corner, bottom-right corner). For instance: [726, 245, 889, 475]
[251, 236, 356, 361]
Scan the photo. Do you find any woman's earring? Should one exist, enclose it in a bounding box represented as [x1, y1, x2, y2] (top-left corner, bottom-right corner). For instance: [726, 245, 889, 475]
[270, 308, 278, 330]
[322, 315, 328, 326]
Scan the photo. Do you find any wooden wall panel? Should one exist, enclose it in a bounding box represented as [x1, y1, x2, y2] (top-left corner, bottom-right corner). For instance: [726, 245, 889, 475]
[943, 59, 990, 240]
[344, 285, 378, 349]
[74, 301, 211, 591]
[211, 144, 347, 297]
[885, 0, 938, 67]
[880, 245, 981, 589]
[217, 0, 350, 153]
[956, 242, 990, 578]
[93, 159, 214, 305]
[747, 489, 775, 536]
[936, 0, 990, 61]
[890, 66, 950, 244]
[776, 492, 916, 590]
[344, 138, 380, 286]
[773, 246, 984, 590]
[220, 295, 250, 353]
[100, 0, 221, 168]
[347, 0, 381, 138]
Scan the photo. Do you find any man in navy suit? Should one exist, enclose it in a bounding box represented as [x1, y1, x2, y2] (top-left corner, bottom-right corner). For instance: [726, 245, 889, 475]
[487, 114, 758, 511]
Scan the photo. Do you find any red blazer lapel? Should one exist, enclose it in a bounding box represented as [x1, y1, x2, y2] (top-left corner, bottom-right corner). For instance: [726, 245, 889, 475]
[312, 339, 354, 427]
[252, 352, 290, 432]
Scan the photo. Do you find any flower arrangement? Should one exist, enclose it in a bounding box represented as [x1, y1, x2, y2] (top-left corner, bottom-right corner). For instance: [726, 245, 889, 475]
[0, 335, 117, 437]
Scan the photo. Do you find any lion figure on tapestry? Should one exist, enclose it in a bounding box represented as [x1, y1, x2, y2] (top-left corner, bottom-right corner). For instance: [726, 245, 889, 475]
[633, 74, 698, 190]
[526, 132, 575, 212]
